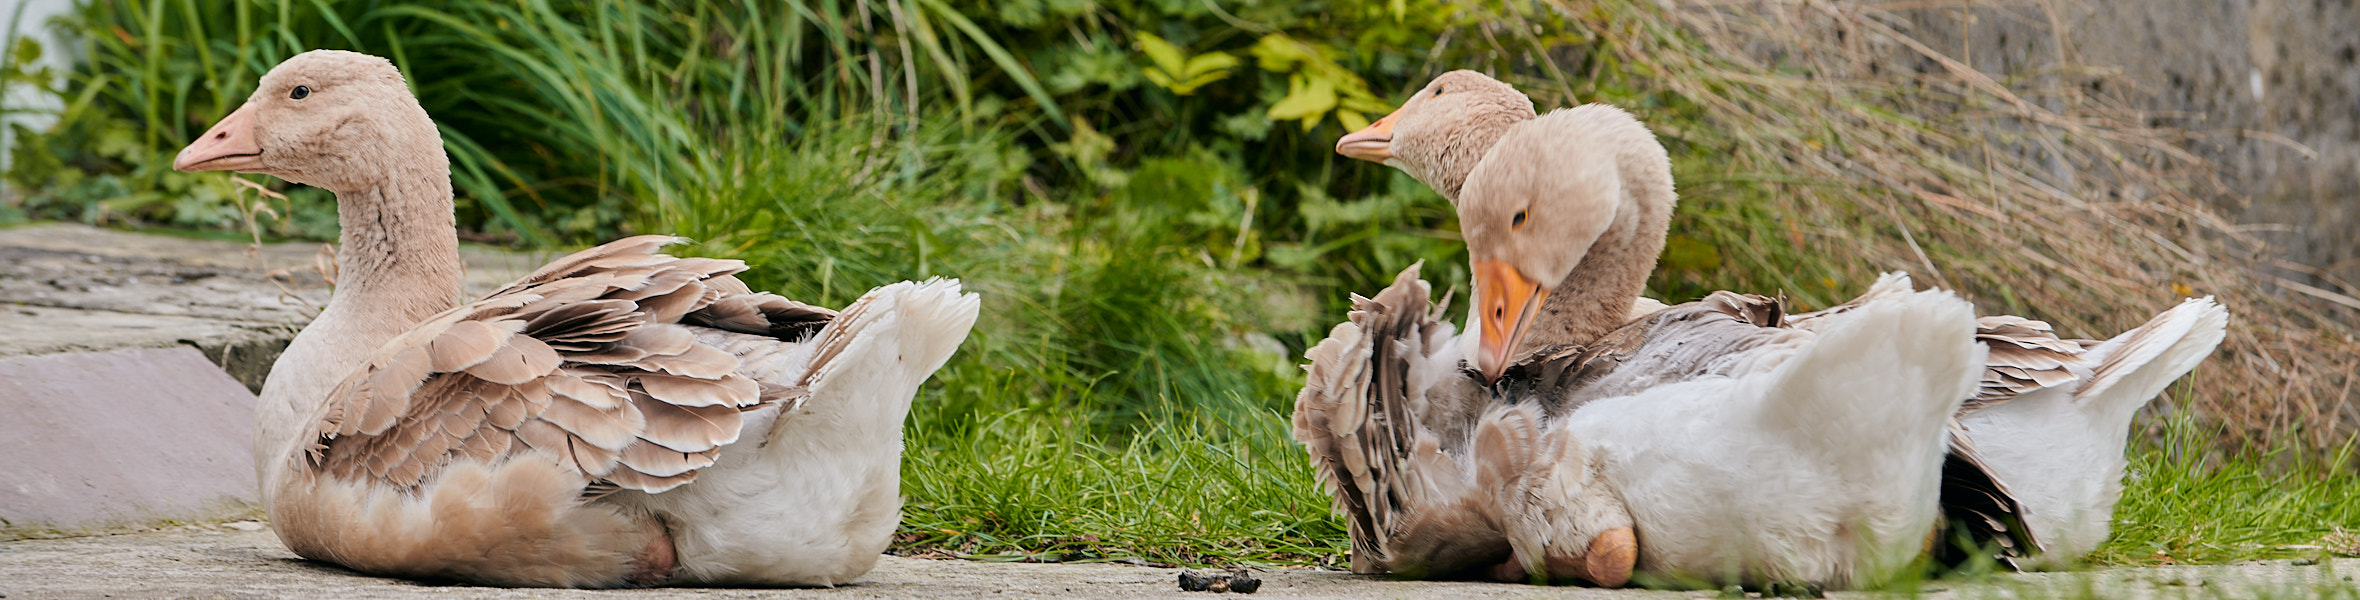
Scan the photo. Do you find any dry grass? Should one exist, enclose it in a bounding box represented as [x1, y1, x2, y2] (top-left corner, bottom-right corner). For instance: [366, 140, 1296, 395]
[1471, 0, 2360, 457]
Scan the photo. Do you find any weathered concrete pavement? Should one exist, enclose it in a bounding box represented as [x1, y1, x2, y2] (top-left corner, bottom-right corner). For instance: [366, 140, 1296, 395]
[0, 223, 545, 537]
[0, 223, 543, 387]
[0, 525, 2354, 599]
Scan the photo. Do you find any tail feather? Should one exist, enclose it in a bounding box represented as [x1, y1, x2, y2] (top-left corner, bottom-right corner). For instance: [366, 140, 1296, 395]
[1761, 287, 1982, 470]
[1949, 296, 2227, 566]
[766, 278, 978, 444]
[2073, 297, 2228, 411]
[794, 278, 979, 387]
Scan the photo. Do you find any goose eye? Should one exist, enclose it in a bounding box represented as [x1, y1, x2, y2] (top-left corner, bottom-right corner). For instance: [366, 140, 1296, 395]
[1433, 85, 1446, 96]
[290, 85, 311, 100]
[1511, 211, 1527, 229]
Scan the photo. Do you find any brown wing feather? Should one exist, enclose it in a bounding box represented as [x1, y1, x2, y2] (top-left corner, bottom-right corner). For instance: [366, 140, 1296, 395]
[1935, 428, 2042, 570]
[1965, 315, 2084, 413]
[687, 293, 837, 340]
[1539, 291, 1795, 414]
[1293, 262, 1511, 576]
[308, 237, 836, 497]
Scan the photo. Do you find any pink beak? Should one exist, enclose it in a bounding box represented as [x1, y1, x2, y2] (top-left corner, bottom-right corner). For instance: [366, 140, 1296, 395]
[174, 102, 265, 173]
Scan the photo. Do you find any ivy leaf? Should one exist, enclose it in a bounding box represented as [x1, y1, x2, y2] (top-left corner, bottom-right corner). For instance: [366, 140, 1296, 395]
[1266, 73, 1336, 128]
[1249, 34, 1317, 72]
[1249, 33, 1391, 129]
[1136, 33, 1235, 95]
[1136, 33, 1188, 77]
[1181, 52, 1239, 79]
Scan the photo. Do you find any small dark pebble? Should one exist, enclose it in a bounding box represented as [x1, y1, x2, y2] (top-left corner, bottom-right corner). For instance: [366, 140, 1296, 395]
[1227, 574, 1262, 593]
[1178, 571, 1215, 592]
[1176, 567, 1262, 594]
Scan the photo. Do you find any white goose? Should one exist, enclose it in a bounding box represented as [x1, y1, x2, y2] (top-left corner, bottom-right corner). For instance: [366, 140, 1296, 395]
[1357, 71, 2229, 570]
[172, 50, 980, 588]
[1301, 103, 1982, 588]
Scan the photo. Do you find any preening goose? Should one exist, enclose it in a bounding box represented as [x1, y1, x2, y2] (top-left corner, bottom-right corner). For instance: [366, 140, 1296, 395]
[1302, 103, 1984, 588]
[1326, 70, 2229, 573]
[1459, 108, 1978, 586]
[172, 50, 981, 588]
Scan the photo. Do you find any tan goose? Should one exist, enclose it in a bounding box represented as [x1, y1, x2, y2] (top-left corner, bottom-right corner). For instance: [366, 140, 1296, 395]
[172, 50, 981, 588]
[1305, 70, 2228, 583]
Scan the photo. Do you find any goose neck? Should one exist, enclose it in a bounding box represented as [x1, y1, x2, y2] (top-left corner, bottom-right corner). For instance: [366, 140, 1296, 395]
[319, 166, 463, 336]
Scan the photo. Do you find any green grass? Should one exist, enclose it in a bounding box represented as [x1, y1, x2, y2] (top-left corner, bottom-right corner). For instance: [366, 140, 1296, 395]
[2094, 402, 2360, 567]
[899, 406, 1342, 567]
[647, 112, 1342, 565]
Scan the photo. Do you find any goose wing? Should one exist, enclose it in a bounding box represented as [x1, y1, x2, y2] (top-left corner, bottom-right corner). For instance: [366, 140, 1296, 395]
[1935, 428, 2040, 568]
[299, 236, 834, 496]
[1545, 290, 1792, 413]
[1293, 262, 1508, 576]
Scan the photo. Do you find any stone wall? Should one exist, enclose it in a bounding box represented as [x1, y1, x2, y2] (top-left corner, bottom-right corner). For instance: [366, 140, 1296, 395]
[1895, 0, 2360, 287]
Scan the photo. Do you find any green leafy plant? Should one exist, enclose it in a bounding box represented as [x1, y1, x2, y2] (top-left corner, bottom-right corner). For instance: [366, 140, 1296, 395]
[1250, 33, 1393, 131]
[1134, 33, 1236, 96]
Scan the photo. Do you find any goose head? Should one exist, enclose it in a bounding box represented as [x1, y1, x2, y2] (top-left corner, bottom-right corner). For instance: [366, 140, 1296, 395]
[1457, 105, 1673, 382]
[174, 50, 444, 193]
[1336, 70, 1536, 202]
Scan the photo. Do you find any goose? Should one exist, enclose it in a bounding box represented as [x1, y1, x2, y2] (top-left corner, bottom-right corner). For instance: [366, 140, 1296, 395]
[170, 50, 981, 588]
[1301, 103, 1984, 588]
[1315, 70, 2229, 576]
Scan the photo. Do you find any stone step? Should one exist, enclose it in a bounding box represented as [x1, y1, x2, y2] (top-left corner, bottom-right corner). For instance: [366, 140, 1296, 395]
[0, 223, 545, 537]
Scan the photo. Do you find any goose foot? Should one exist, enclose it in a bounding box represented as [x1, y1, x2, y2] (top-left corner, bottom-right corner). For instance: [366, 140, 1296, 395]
[1487, 559, 1528, 583]
[625, 528, 677, 587]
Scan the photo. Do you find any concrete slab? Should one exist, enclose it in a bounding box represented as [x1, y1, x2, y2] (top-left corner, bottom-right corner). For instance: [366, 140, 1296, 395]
[0, 303, 293, 387]
[0, 224, 550, 539]
[0, 525, 2355, 599]
[0, 223, 546, 389]
[0, 346, 259, 537]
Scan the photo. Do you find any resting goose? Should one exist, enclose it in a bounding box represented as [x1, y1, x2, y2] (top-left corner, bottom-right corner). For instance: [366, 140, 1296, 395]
[1302, 103, 1984, 588]
[172, 50, 981, 588]
[1326, 70, 2229, 572]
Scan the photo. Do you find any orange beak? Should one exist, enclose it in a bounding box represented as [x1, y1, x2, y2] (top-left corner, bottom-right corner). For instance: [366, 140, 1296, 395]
[174, 101, 265, 173]
[1473, 258, 1547, 383]
[1335, 110, 1399, 162]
